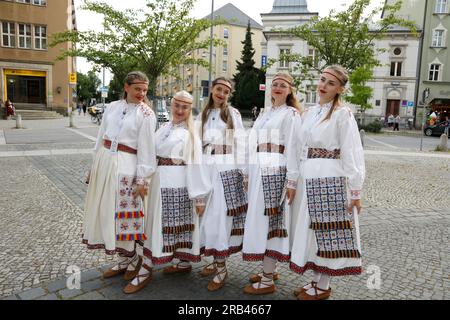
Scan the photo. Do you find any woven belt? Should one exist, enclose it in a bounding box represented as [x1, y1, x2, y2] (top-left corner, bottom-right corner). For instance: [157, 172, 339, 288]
[103, 140, 137, 154]
[257, 143, 285, 154]
[203, 144, 233, 155]
[157, 156, 186, 166]
[307, 148, 341, 159]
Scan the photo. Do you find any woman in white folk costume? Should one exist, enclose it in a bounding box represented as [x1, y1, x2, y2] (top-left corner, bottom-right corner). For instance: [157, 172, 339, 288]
[123, 91, 211, 294]
[199, 77, 248, 291]
[242, 72, 302, 295]
[83, 71, 157, 281]
[288, 65, 365, 300]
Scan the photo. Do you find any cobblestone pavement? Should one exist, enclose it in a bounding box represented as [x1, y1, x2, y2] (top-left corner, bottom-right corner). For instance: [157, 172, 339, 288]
[0, 119, 449, 300]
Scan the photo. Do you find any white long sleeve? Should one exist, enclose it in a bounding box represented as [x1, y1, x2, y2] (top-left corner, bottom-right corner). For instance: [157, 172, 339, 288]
[338, 108, 365, 198]
[185, 132, 212, 201]
[230, 107, 248, 176]
[286, 109, 302, 188]
[92, 101, 114, 159]
[136, 106, 157, 185]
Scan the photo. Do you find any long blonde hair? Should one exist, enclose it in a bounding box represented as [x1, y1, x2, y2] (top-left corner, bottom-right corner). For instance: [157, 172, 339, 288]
[201, 77, 235, 139]
[321, 65, 349, 122]
[172, 90, 196, 162]
[271, 72, 302, 112]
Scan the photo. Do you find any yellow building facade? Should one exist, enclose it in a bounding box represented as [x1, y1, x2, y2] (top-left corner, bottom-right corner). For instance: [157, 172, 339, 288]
[157, 3, 264, 111]
[0, 0, 76, 115]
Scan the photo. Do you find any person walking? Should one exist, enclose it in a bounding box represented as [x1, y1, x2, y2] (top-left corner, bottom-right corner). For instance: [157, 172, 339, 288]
[394, 114, 401, 131]
[5, 99, 15, 119]
[387, 114, 394, 128]
[82, 101, 87, 116]
[123, 91, 211, 294]
[289, 65, 365, 300]
[242, 72, 302, 295]
[82, 71, 157, 282]
[198, 77, 248, 292]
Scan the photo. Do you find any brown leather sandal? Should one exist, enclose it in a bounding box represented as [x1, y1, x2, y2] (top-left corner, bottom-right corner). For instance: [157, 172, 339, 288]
[244, 272, 276, 295]
[200, 262, 217, 277]
[297, 282, 332, 300]
[207, 261, 227, 291]
[123, 264, 153, 294]
[124, 255, 142, 281]
[293, 281, 317, 297]
[103, 257, 130, 279]
[249, 271, 280, 283]
[163, 261, 192, 274]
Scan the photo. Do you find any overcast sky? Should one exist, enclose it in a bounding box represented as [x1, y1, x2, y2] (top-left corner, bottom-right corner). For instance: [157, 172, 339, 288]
[74, 0, 385, 83]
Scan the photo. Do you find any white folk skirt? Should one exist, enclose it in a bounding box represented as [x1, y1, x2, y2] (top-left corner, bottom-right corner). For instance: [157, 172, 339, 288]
[82, 146, 144, 257]
[289, 158, 362, 276]
[242, 153, 291, 263]
[199, 154, 247, 259]
[143, 166, 201, 265]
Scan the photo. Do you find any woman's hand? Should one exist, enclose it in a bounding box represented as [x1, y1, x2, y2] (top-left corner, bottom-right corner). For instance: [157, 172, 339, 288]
[133, 184, 148, 200]
[347, 199, 362, 215]
[286, 188, 296, 205]
[196, 205, 206, 217]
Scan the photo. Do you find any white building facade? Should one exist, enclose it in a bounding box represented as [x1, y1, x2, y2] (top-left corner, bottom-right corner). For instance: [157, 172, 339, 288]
[261, 0, 421, 125]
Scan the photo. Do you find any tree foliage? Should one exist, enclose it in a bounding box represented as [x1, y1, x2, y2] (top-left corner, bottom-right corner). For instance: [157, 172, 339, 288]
[279, 0, 416, 89]
[76, 70, 101, 103]
[51, 0, 222, 98]
[231, 21, 265, 112]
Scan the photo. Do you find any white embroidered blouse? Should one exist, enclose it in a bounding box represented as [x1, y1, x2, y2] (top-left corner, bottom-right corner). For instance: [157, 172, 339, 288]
[93, 99, 157, 185]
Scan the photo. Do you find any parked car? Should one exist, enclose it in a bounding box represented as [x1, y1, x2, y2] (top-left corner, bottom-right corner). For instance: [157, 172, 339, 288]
[156, 101, 169, 123]
[424, 121, 449, 137]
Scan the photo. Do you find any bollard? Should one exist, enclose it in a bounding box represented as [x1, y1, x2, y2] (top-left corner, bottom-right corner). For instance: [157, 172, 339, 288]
[69, 111, 74, 128]
[439, 134, 448, 152]
[359, 129, 365, 147]
[16, 114, 22, 129]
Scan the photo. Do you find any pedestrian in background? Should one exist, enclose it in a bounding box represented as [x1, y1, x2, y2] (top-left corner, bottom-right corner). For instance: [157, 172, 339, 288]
[5, 99, 15, 119]
[198, 77, 248, 292]
[242, 72, 302, 295]
[445, 116, 450, 136]
[388, 114, 394, 128]
[289, 65, 365, 300]
[82, 101, 87, 116]
[394, 114, 401, 131]
[82, 71, 157, 283]
[77, 102, 82, 115]
[124, 91, 211, 294]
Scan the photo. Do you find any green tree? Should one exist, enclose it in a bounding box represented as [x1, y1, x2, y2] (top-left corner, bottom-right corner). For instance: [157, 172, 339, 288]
[231, 21, 265, 113]
[76, 70, 101, 104]
[51, 0, 222, 101]
[345, 65, 374, 125]
[277, 0, 416, 100]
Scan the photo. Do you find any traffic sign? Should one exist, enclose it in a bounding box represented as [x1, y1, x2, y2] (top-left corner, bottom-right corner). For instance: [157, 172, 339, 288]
[69, 73, 77, 84]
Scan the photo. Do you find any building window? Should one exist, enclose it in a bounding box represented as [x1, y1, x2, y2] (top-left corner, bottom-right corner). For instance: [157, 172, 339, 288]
[223, 28, 229, 39]
[34, 25, 46, 49]
[429, 64, 441, 81]
[308, 48, 319, 68]
[223, 45, 228, 56]
[33, 0, 47, 5]
[435, 0, 448, 13]
[16, 0, 31, 3]
[390, 61, 402, 77]
[279, 49, 290, 68]
[1, 22, 15, 47]
[306, 85, 317, 104]
[223, 60, 227, 72]
[18, 23, 32, 49]
[432, 30, 445, 47]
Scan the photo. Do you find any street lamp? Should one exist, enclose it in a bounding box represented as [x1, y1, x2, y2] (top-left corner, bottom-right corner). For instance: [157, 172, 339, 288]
[208, 0, 214, 90]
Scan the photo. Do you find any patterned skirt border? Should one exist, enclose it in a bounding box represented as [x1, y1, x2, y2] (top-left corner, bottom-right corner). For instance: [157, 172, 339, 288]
[242, 250, 290, 263]
[143, 248, 201, 265]
[200, 245, 243, 258]
[81, 239, 136, 257]
[289, 261, 362, 276]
